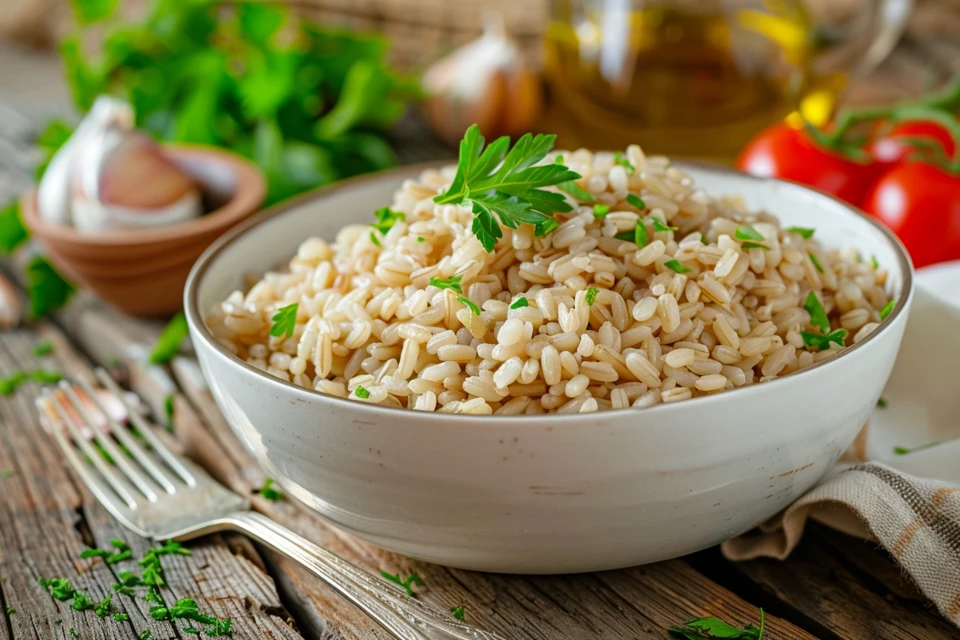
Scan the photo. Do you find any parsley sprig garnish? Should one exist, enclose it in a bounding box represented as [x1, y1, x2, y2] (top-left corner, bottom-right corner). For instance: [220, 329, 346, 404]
[434, 125, 580, 252]
[668, 609, 765, 639]
[801, 291, 847, 350]
[269, 303, 298, 339]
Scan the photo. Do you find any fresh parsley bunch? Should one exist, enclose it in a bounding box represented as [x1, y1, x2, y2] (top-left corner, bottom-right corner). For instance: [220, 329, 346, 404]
[56, 0, 418, 205]
[434, 125, 581, 252]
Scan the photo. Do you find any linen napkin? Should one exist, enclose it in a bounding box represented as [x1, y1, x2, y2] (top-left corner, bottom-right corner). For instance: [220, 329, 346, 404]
[723, 275, 960, 629]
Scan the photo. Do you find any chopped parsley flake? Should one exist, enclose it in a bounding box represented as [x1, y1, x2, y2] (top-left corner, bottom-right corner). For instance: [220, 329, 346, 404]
[509, 297, 529, 309]
[626, 194, 645, 209]
[372, 207, 405, 236]
[801, 328, 848, 351]
[139, 631, 151, 640]
[593, 204, 610, 217]
[69, 628, 79, 638]
[786, 226, 815, 238]
[742, 242, 770, 250]
[5, 607, 14, 615]
[650, 218, 678, 233]
[535, 217, 560, 237]
[149, 312, 188, 364]
[879, 299, 895, 320]
[450, 605, 465, 621]
[871, 255, 879, 269]
[803, 291, 830, 333]
[613, 151, 635, 174]
[557, 179, 595, 202]
[0, 369, 64, 395]
[94, 595, 113, 618]
[184, 628, 201, 636]
[585, 287, 599, 306]
[877, 397, 888, 408]
[734, 225, 765, 242]
[354, 386, 370, 399]
[808, 252, 824, 273]
[429, 275, 463, 293]
[257, 478, 283, 501]
[0, 469, 13, 478]
[380, 570, 425, 597]
[113, 613, 129, 622]
[417, 236, 425, 243]
[71, 590, 95, 611]
[269, 303, 298, 339]
[893, 441, 939, 455]
[457, 296, 481, 316]
[369, 231, 381, 247]
[664, 260, 691, 274]
[615, 219, 648, 247]
[164, 393, 175, 431]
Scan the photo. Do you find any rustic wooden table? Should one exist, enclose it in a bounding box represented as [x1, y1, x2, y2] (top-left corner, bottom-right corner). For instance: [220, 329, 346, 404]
[1, 25, 959, 639]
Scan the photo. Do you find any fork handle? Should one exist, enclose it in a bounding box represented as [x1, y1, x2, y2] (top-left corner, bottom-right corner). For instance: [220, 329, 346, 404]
[222, 512, 505, 640]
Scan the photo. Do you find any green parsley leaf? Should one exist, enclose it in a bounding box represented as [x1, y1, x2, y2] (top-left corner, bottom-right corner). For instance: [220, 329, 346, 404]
[429, 275, 463, 293]
[69, 628, 79, 638]
[509, 297, 529, 309]
[380, 570, 425, 597]
[80, 548, 110, 560]
[586, 287, 599, 306]
[143, 587, 163, 604]
[876, 397, 888, 408]
[110, 538, 129, 550]
[42, 577, 76, 601]
[668, 609, 764, 640]
[808, 252, 824, 273]
[369, 231, 381, 247]
[742, 242, 770, 250]
[205, 618, 232, 637]
[5, 606, 15, 615]
[626, 194, 645, 209]
[72, 590, 95, 611]
[269, 303, 298, 339]
[554, 155, 564, 164]
[534, 217, 559, 237]
[450, 605, 465, 621]
[372, 207, 405, 236]
[650, 218, 678, 233]
[664, 260, 691, 274]
[158, 540, 191, 556]
[871, 255, 879, 269]
[354, 385, 371, 399]
[615, 220, 648, 247]
[170, 598, 202, 620]
[801, 328, 848, 351]
[95, 594, 113, 618]
[434, 125, 578, 252]
[139, 631, 151, 640]
[803, 291, 830, 333]
[879, 299, 895, 320]
[113, 613, 129, 622]
[141, 562, 165, 587]
[0, 469, 13, 478]
[557, 179, 595, 202]
[457, 296, 481, 316]
[69, 0, 119, 24]
[25, 256, 74, 319]
[113, 585, 136, 597]
[106, 549, 132, 564]
[786, 226, 815, 239]
[150, 605, 170, 621]
[149, 312, 188, 364]
[735, 225, 765, 242]
[257, 477, 283, 502]
[184, 628, 201, 636]
[417, 236, 425, 243]
[118, 571, 140, 587]
[613, 151, 635, 174]
[32, 341, 54, 356]
[593, 204, 610, 217]
[0, 201, 29, 254]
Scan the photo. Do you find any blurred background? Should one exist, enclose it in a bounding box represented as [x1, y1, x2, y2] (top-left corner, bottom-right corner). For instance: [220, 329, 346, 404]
[1, 0, 959, 320]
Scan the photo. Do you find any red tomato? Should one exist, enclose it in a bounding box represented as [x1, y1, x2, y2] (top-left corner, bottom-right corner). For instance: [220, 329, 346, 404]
[869, 120, 957, 169]
[736, 123, 880, 204]
[862, 162, 960, 268]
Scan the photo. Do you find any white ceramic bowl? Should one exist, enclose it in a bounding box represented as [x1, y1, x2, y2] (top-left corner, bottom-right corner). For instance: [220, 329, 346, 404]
[184, 162, 914, 574]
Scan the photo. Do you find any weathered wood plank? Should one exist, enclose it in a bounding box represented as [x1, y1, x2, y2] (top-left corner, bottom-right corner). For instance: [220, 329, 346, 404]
[0, 327, 304, 640]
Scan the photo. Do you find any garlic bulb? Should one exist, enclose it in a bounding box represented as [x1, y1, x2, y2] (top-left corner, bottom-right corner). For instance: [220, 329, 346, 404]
[423, 14, 542, 145]
[37, 96, 202, 232]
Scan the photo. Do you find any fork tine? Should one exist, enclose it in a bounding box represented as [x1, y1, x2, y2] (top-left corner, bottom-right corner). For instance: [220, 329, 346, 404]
[95, 368, 196, 487]
[41, 389, 140, 509]
[74, 375, 178, 495]
[59, 380, 160, 502]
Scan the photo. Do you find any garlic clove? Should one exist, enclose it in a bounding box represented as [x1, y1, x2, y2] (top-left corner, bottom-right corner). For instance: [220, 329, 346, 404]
[0, 274, 22, 329]
[422, 14, 543, 145]
[97, 132, 196, 209]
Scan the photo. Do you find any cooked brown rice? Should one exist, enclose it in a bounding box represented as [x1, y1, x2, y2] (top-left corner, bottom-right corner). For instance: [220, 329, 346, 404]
[205, 146, 892, 415]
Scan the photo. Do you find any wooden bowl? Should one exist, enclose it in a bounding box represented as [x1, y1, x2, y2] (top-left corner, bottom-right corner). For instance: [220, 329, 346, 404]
[21, 144, 266, 317]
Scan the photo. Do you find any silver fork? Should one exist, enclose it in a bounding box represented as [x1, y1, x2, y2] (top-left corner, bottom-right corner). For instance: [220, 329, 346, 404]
[36, 368, 505, 640]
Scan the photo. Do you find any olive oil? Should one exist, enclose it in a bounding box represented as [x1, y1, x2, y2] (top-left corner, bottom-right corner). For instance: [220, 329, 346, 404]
[543, 1, 842, 160]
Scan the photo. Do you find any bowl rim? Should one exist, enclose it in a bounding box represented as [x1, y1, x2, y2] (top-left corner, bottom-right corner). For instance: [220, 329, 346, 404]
[184, 159, 915, 423]
[21, 143, 267, 248]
